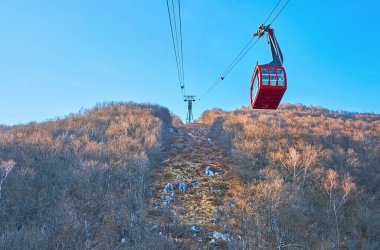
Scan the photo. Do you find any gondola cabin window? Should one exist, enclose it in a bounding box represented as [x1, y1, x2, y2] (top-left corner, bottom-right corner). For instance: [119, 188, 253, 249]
[277, 68, 285, 86]
[262, 68, 269, 86]
[270, 68, 276, 86]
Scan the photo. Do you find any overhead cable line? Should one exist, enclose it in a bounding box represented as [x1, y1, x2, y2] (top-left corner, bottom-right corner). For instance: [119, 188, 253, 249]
[178, 0, 185, 88]
[263, 0, 282, 25]
[268, 0, 290, 25]
[200, 37, 259, 99]
[222, 38, 259, 82]
[171, 0, 182, 82]
[221, 38, 255, 80]
[200, 37, 260, 100]
[200, 0, 290, 100]
[166, 0, 185, 97]
[221, 0, 290, 80]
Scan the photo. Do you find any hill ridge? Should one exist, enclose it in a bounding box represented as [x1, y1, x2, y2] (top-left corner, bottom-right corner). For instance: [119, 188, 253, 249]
[0, 103, 379, 249]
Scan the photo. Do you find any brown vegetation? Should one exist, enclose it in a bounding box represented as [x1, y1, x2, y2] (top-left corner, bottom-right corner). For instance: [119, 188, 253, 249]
[0, 102, 178, 249]
[199, 104, 380, 249]
[1, 102, 379, 249]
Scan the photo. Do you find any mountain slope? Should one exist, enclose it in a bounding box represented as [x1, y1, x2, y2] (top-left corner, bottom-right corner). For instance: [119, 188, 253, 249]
[146, 104, 380, 249]
[197, 105, 380, 249]
[0, 103, 379, 249]
[0, 103, 175, 249]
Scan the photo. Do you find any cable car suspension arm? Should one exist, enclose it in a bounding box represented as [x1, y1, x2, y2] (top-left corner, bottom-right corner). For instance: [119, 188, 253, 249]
[254, 24, 283, 66]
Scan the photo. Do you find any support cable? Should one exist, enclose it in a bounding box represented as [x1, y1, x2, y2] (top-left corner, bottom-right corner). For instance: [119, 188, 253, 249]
[263, 0, 282, 25]
[200, 38, 259, 99]
[268, 0, 290, 25]
[171, 0, 183, 84]
[200, 0, 290, 100]
[221, 38, 255, 79]
[166, 0, 185, 97]
[178, 0, 185, 89]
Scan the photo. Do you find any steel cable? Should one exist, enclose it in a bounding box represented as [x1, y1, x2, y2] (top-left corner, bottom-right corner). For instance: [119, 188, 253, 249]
[263, 0, 282, 25]
[269, 0, 290, 25]
[166, 0, 185, 97]
[178, 0, 185, 89]
[200, 37, 259, 99]
[200, 0, 290, 100]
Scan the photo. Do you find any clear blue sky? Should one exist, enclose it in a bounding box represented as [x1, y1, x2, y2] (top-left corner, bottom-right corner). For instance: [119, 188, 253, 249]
[1, 0, 379, 125]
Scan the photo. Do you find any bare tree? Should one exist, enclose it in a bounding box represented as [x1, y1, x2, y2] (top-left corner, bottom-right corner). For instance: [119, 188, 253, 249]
[323, 169, 357, 247]
[0, 160, 15, 200]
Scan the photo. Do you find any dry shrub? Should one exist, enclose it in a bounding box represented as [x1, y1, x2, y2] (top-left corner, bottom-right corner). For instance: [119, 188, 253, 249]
[0, 102, 177, 249]
[199, 104, 380, 249]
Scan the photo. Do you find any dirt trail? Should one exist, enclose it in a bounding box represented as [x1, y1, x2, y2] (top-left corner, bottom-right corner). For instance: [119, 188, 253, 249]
[148, 123, 235, 247]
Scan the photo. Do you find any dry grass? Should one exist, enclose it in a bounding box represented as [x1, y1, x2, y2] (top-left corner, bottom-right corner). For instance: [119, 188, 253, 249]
[198, 103, 380, 249]
[1, 102, 379, 249]
[0, 102, 176, 249]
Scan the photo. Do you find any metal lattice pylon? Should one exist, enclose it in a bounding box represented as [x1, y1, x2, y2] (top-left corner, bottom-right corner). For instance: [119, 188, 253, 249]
[184, 95, 196, 124]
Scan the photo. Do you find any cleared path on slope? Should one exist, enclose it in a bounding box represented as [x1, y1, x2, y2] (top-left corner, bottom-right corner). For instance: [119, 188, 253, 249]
[147, 123, 236, 246]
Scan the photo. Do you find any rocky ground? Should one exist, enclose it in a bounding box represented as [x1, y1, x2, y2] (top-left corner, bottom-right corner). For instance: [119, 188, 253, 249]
[147, 124, 236, 249]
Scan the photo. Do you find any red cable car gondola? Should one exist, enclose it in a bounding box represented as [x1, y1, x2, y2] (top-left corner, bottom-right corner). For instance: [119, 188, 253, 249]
[250, 25, 287, 109]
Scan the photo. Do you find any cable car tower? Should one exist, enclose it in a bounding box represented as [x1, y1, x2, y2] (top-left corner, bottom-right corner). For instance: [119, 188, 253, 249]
[184, 95, 196, 124]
